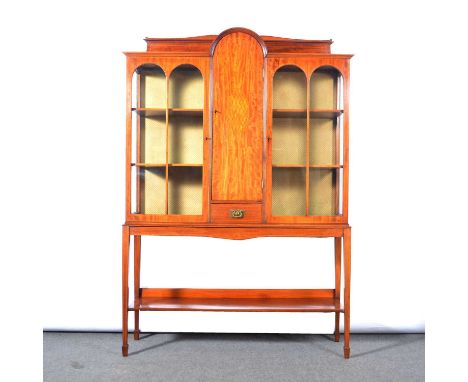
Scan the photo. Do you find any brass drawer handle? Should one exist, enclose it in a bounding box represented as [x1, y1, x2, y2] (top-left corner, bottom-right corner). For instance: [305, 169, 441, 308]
[230, 209, 245, 218]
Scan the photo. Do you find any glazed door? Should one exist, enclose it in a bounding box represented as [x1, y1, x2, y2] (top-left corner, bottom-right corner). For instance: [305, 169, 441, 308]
[211, 31, 264, 201]
[127, 57, 210, 223]
[267, 59, 348, 224]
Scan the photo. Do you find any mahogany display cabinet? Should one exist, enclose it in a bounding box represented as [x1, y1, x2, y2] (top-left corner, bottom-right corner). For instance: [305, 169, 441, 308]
[122, 28, 352, 358]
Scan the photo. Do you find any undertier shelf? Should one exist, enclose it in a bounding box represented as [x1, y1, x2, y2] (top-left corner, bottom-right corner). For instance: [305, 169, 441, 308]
[129, 288, 343, 313]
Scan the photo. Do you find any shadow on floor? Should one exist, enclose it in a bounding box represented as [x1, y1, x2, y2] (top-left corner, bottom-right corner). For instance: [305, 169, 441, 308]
[129, 332, 317, 356]
[315, 333, 424, 359]
[128, 332, 423, 358]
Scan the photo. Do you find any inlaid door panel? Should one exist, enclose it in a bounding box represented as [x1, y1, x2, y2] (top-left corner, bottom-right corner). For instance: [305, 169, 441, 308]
[211, 32, 264, 201]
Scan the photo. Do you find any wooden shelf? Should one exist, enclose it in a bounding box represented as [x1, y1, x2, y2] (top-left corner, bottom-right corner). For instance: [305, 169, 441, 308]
[273, 164, 343, 169]
[133, 108, 203, 117]
[132, 163, 203, 167]
[169, 108, 203, 117]
[272, 164, 306, 168]
[170, 163, 203, 167]
[310, 109, 343, 119]
[130, 288, 342, 312]
[272, 109, 343, 118]
[310, 164, 343, 169]
[133, 108, 165, 117]
[273, 109, 307, 117]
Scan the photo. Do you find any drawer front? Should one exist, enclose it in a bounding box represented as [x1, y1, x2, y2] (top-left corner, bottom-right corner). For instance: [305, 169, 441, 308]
[211, 203, 262, 223]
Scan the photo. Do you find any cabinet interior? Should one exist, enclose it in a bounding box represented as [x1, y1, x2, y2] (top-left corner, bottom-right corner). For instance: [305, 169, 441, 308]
[134, 65, 204, 215]
[272, 115, 307, 165]
[132, 62, 344, 218]
[168, 167, 203, 215]
[272, 168, 306, 216]
[169, 66, 204, 109]
[272, 65, 342, 217]
[139, 66, 166, 108]
[168, 114, 203, 164]
[140, 167, 165, 214]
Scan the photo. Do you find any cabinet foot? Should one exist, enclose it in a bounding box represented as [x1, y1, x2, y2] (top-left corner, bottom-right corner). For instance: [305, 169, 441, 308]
[134, 330, 140, 340]
[334, 331, 340, 342]
[122, 345, 128, 357]
[344, 346, 350, 359]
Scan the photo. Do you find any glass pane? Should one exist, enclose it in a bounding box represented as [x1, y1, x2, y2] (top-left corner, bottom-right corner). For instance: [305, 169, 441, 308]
[273, 66, 306, 109]
[310, 67, 340, 110]
[140, 167, 166, 214]
[140, 115, 166, 163]
[168, 112, 203, 164]
[168, 65, 204, 166]
[272, 66, 307, 216]
[169, 65, 204, 109]
[168, 167, 202, 215]
[166, 65, 204, 216]
[138, 65, 166, 108]
[272, 114, 307, 166]
[132, 65, 167, 215]
[272, 168, 306, 216]
[310, 117, 337, 165]
[309, 169, 340, 216]
[310, 68, 342, 167]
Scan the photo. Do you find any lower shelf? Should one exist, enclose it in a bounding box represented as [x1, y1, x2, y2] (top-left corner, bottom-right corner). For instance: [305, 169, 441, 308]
[129, 288, 343, 313]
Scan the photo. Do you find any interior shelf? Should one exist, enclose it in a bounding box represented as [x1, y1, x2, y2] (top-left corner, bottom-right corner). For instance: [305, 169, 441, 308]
[272, 164, 343, 168]
[132, 163, 202, 167]
[273, 109, 343, 118]
[272, 164, 306, 168]
[133, 108, 165, 117]
[169, 108, 203, 117]
[133, 108, 203, 117]
[130, 288, 342, 313]
[310, 109, 343, 118]
[273, 109, 307, 117]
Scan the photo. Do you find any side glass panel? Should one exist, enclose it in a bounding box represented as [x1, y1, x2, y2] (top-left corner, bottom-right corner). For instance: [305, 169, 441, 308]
[132, 64, 166, 214]
[167, 65, 203, 215]
[309, 66, 343, 216]
[272, 66, 307, 216]
[131, 64, 204, 216]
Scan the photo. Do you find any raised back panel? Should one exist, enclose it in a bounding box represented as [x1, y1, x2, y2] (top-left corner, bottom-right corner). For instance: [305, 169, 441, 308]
[211, 32, 264, 201]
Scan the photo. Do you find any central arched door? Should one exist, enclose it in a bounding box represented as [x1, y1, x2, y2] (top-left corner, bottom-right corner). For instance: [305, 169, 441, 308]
[211, 29, 265, 202]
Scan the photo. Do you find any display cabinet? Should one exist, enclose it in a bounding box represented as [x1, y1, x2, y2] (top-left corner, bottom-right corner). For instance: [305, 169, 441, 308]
[123, 28, 352, 358]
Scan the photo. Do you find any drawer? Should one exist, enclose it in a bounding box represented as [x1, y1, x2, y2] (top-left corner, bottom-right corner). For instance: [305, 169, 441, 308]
[211, 203, 262, 223]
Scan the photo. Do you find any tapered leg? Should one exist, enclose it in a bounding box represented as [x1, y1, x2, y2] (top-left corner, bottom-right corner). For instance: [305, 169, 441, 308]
[343, 227, 351, 359]
[334, 236, 342, 342]
[122, 226, 130, 357]
[134, 235, 141, 340]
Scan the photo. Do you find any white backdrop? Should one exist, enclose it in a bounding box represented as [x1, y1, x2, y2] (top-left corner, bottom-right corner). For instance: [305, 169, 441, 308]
[5, 1, 468, 353]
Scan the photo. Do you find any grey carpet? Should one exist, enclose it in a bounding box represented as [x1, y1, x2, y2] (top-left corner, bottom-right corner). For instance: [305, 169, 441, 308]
[43, 332, 424, 382]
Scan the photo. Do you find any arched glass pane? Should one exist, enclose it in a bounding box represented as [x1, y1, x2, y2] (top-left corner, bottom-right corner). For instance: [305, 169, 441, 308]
[272, 66, 307, 216]
[309, 66, 343, 216]
[273, 65, 307, 109]
[132, 64, 167, 215]
[169, 65, 204, 109]
[310, 66, 341, 109]
[167, 65, 204, 215]
[138, 64, 166, 108]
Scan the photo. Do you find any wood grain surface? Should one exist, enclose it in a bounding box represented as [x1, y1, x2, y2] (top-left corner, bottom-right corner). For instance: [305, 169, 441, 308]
[211, 32, 264, 201]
